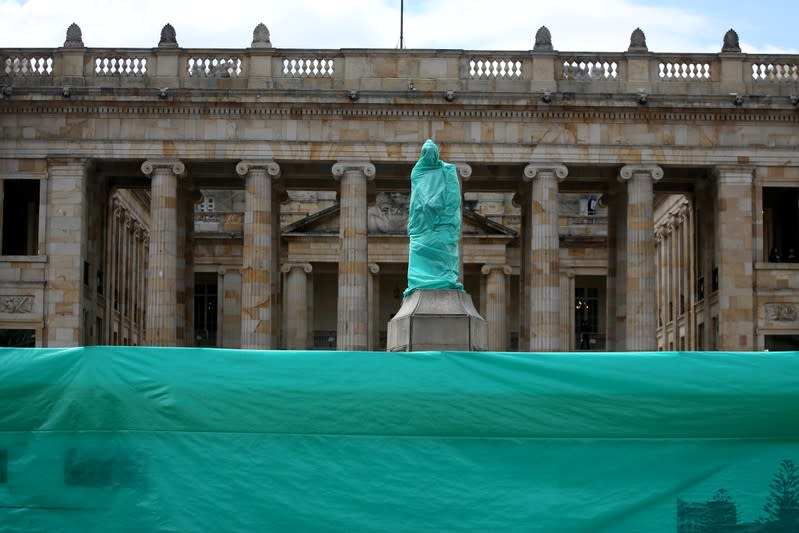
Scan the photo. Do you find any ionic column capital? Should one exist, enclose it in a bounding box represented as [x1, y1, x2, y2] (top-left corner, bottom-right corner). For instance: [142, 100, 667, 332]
[481, 264, 512, 276]
[454, 162, 472, 181]
[619, 164, 663, 182]
[236, 159, 281, 179]
[368, 262, 380, 275]
[523, 163, 568, 181]
[280, 262, 313, 274]
[141, 159, 185, 177]
[332, 160, 376, 181]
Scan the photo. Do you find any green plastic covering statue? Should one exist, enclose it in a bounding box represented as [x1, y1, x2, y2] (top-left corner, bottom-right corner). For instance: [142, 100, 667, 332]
[404, 140, 464, 296]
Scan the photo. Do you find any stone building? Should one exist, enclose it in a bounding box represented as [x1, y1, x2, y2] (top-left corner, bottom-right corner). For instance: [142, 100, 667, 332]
[0, 23, 797, 351]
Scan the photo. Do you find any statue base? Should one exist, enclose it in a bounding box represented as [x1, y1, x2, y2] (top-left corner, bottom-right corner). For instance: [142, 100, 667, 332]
[386, 289, 487, 352]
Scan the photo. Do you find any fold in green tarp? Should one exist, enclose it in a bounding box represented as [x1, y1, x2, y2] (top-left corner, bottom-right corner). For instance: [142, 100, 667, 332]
[1, 348, 798, 532]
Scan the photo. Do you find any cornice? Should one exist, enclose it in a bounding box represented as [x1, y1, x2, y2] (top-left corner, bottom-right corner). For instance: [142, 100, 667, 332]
[1, 100, 797, 124]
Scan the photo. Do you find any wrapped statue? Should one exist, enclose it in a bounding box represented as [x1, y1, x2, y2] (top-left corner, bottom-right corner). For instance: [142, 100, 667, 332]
[404, 140, 464, 296]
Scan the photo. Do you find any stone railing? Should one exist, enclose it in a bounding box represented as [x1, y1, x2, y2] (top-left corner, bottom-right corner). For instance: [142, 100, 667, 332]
[1, 25, 797, 99]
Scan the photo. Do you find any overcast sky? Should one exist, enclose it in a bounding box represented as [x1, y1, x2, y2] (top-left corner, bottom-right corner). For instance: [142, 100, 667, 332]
[1, 0, 795, 54]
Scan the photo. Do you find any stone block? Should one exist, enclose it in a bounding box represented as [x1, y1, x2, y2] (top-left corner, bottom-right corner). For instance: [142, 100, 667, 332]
[386, 289, 487, 351]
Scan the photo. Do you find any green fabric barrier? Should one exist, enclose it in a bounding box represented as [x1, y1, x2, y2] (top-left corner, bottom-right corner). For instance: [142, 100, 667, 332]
[405, 139, 464, 295]
[1, 347, 798, 532]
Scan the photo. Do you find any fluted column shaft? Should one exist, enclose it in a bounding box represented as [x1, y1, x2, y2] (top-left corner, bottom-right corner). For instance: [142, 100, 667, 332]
[237, 160, 280, 350]
[685, 204, 697, 350]
[142, 160, 184, 347]
[524, 164, 567, 351]
[620, 164, 662, 351]
[282, 263, 312, 350]
[482, 264, 511, 351]
[513, 191, 530, 350]
[333, 160, 375, 351]
[714, 166, 755, 350]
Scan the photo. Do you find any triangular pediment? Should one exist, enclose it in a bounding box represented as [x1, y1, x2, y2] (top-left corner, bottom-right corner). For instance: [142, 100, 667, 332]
[282, 195, 517, 238]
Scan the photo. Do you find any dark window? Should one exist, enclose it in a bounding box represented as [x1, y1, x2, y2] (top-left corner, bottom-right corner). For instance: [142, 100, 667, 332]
[764, 335, 799, 351]
[83, 261, 90, 286]
[194, 276, 218, 347]
[0, 329, 35, 347]
[575, 287, 600, 350]
[763, 187, 799, 262]
[2, 180, 39, 255]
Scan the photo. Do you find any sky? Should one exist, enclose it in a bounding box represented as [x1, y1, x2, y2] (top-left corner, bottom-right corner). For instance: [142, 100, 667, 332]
[0, 0, 795, 54]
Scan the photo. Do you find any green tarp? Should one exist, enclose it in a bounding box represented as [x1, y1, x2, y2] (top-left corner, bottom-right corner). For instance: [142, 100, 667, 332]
[1, 347, 798, 532]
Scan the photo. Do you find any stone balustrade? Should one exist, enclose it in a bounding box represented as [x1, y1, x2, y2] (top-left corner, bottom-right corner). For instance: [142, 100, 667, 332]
[1, 25, 797, 100]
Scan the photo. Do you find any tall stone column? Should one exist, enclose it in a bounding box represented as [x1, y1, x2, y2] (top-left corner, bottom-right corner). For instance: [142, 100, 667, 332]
[714, 166, 755, 350]
[141, 159, 185, 347]
[654, 228, 663, 345]
[281, 263, 312, 350]
[104, 201, 120, 343]
[141, 236, 149, 339]
[482, 264, 512, 351]
[523, 163, 567, 351]
[45, 159, 88, 347]
[332, 160, 375, 351]
[684, 202, 697, 350]
[236, 160, 281, 350]
[132, 224, 142, 343]
[668, 217, 678, 348]
[368, 263, 380, 351]
[513, 190, 530, 350]
[619, 164, 663, 351]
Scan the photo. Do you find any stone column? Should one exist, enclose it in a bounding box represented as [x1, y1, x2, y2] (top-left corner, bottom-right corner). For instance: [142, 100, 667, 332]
[455, 163, 472, 285]
[481, 264, 512, 351]
[141, 236, 149, 339]
[513, 190, 530, 350]
[605, 183, 620, 351]
[131, 225, 142, 343]
[523, 163, 567, 351]
[332, 160, 375, 351]
[183, 190, 200, 346]
[685, 202, 697, 350]
[236, 160, 281, 350]
[104, 201, 120, 343]
[654, 229, 663, 346]
[368, 263, 380, 351]
[45, 159, 88, 347]
[281, 263, 312, 350]
[121, 213, 131, 337]
[141, 159, 185, 346]
[669, 216, 678, 348]
[619, 164, 663, 351]
[714, 166, 755, 350]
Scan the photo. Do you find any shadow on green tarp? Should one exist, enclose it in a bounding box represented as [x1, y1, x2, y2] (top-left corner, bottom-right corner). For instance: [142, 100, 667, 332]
[1, 347, 798, 532]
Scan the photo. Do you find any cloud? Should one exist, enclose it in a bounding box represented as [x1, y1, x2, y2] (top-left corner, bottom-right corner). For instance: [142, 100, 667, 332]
[0, 0, 795, 54]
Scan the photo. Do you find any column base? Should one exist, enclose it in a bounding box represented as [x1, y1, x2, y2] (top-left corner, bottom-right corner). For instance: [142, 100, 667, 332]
[386, 290, 487, 352]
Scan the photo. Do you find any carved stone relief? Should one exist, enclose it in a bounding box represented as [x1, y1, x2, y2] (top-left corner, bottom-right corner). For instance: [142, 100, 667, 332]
[2, 295, 34, 314]
[765, 303, 799, 322]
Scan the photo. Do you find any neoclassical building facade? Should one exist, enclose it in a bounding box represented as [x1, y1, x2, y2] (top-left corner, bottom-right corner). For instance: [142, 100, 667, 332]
[0, 23, 797, 351]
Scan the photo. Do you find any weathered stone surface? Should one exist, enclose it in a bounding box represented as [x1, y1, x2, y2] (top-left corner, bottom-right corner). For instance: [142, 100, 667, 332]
[387, 290, 487, 352]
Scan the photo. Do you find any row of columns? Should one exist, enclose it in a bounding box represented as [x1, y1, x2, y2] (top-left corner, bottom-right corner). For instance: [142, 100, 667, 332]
[137, 156, 753, 352]
[655, 200, 697, 350]
[104, 198, 149, 345]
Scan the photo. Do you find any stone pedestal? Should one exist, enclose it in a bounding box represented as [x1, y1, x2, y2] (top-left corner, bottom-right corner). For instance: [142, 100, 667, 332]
[386, 290, 487, 352]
